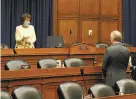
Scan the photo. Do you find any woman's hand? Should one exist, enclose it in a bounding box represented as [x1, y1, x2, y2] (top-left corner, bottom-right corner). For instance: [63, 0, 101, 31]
[24, 36, 31, 43]
[21, 36, 30, 45]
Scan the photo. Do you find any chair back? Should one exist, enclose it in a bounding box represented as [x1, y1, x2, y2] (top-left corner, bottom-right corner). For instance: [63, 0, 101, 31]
[57, 82, 84, 99]
[37, 59, 57, 68]
[1, 91, 13, 99]
[116, 78, 136, 94]
[95, 43, 109, 48]
[131, 66, 136, 80]
[88, 83, 115, 98]
[11, 86, 42, 99]
[0, 44, 9, 49]
[64, 58, 85, 67]
[5, 60, 30, 70]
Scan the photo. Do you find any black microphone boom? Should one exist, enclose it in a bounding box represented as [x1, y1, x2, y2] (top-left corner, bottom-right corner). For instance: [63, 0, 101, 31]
[80, 68, 88, 93]
[80, 68, 84, 76]
[69, 29, 76, 46]
[70, 29, 72, 34]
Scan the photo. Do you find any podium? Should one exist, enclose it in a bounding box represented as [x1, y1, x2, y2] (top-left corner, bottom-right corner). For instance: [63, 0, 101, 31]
[69, 44, 105, 66]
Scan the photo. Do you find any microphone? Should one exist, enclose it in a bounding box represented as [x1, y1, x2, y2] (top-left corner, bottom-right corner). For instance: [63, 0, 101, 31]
[80, 68, 84, 76]
[70, 29, 72, 34]
[13, 49, 17, 54]
[69, 29, 76, 46]
[80, 68, 88, 93]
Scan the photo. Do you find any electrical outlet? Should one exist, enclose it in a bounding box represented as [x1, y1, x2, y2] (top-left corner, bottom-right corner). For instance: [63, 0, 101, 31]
[88, 30, 93, 36]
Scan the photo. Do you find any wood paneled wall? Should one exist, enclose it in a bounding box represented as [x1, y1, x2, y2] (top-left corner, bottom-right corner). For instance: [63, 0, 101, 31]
[53, 0, 122, 46]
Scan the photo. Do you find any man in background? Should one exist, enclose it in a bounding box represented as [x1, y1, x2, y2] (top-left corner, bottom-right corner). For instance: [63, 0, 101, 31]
[102, 30, 130, 90]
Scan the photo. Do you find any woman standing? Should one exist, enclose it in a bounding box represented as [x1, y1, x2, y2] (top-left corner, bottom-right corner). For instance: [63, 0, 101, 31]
[15, 13, 36, 48]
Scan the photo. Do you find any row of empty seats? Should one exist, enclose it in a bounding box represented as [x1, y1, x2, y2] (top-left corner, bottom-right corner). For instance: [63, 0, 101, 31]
[4, 58, 86, 70]
[4, 58, 136, 81]
[58, 79, 136, 99]
[1, 78, 136, 99]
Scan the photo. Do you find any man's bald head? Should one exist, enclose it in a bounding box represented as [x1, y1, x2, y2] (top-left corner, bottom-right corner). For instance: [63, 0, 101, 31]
[110, 30, 122, 43]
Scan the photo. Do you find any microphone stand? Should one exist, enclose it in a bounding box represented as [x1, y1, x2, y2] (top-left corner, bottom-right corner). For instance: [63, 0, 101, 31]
[80, 68, 88, 93]
[69, 29, 76, 47]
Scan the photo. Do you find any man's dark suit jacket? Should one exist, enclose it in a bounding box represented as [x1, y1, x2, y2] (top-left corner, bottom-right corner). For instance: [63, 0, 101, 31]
[102, 43, 130, 87]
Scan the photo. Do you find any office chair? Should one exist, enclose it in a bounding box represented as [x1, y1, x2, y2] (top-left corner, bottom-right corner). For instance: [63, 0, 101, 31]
[1, 91, 13, 99]
[131, 66, 136, 80]
[115, 78, 136, 94]
[0, 44, 9, 49]
[37, 59, 57, 68]
[5, 60, 30, 71]
[122, 43, 133, 47]
[88, 83, 115, 98]
[57, 82, 84, 99]
[95, 43, 109, 48]
[130, 52, 136, 80]
[11, 86, 42, 99]
[64, 58, 85, 67]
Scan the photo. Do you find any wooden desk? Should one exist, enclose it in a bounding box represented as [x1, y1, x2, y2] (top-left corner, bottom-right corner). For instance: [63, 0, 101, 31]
[1, 47, 136, 70]
[93, 93, 136, 99]
[1, 49, 15, 70]
[1, 66, 103, 99]
[70, 44, 96, 66]
[128, 47, 136, 52]
[69, 44, 105, 66]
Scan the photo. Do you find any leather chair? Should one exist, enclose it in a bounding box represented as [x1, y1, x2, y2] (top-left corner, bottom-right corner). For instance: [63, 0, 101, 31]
[37, 59, 57, 68]
[5, 60, 30, 71]
[122, 43, 133, 47]
[131, 66, 136, 80]
[88, 83, 115, 98]
[130, 52, 136, 66]
[57, 82, 84, 99]
[11, 86, 42, 99]
[64, 58, 85, 67]
[1, 91, 13, 99]
[130, 52, 136, 80]
[0, 44, 9, 49]
[95, 43, 109, 48]
[115, 78, 136, 94]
